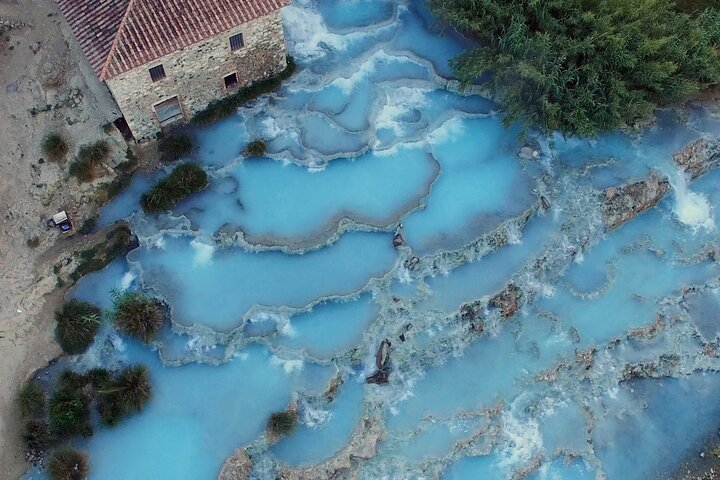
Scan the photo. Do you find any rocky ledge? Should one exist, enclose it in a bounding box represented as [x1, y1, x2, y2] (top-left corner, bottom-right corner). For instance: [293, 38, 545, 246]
[602, 172, 670, 231]
[674, 139, 720, 180]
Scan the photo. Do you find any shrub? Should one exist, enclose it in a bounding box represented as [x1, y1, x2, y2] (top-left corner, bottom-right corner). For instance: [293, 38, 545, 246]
[42, 133, 69, 162]
[192, 56, 297, 125]
[26, 236, 40, 248]
[77, 217, 97, 235]
[48, 385, 91, 438]
[109, 290, 164, 342]
[23, 420, 51, 451]
[54, 300, 102, 355]
[48, 447, 89, 480]
[140, 163, 208, 214]
[69, 141, 110, 182]
[17, 381, 45, 417]
[267, 411, 298, 437]
[243, 140, 266, 157]
[159, 132, 194, 163]
[98, 365, 152, 426]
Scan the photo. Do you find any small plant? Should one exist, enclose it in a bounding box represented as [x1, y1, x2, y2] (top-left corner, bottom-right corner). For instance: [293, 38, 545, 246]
[267, 410, 298, 438]
[42, 133, 69, 162]
[109, 290, 164, 342]
[159, 132, 194, 163]
[17, 381, 45, 417]
[140, 163, 208, 213]
[77, 217, 97, 235]
[54, 300, 102, 355]
[98, 365, 152, 425]
[48, 447, 89, 480]
[23, 420, 51, 451]
[48, 385, 91, 438]
[69, 141, 110, 183]
[243, 140, 266, 157]
[26, 236, 40, 248]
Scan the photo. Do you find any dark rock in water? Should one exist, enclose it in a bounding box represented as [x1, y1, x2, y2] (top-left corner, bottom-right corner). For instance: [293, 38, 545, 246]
[367, 339, 392, 385]
[392, 233, 404, 247]
[375, 339, 391, 370]
[399, 333, 405, 342]
[570, 326, 581, 343]
[602, 172, 670, 231]
[673, 139, 720, 180]
[489, 283, 523, 318]
[405, 256, 420, 270]
[366, 369, 390, 385]
[325, 374, 344, 403]
[472, 319, 485, 334]
[540, 195, 550, 211]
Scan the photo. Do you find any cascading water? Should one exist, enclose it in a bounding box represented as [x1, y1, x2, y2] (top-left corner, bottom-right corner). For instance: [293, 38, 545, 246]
[23, 0, 720, 479]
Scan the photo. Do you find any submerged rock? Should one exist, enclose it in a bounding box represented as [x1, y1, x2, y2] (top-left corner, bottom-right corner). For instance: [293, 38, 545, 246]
[392, 232, 404, 247]
[366, 339, 392, 384]
[673, 139, 720, 180]
[218, 448, 252, 480]
[324, 374, 344, 403]
[489, 283, 523, 318]
[602, 172, 670, 231]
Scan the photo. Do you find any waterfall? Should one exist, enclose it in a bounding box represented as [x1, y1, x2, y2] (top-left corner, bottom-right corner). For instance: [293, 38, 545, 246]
[670, 170, 715, 231]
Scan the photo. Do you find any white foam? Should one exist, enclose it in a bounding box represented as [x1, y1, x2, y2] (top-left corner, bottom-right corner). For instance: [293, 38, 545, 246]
[190, 239, 215, 267]
[428, 117, 465, 145]
[671, 170, 715, 231]
[270, 355, 304, 374]
[283, 1, 347, 61]
[376, 86, 428, 136]
[118, 271, 136, 291]
[497, 409, 543, 472]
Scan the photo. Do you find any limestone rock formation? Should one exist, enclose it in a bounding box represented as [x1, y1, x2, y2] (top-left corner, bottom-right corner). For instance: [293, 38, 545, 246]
[673, 139, 720, 180]
[602, 172, 670, 231]
[218, 449, 252, 480]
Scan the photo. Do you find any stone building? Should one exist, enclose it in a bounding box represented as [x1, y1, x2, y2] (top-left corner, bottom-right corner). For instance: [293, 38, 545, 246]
[56, 0, 290, 139]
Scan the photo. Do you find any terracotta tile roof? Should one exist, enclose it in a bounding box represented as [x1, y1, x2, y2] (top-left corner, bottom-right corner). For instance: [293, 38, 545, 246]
[56, 0, 290, 80]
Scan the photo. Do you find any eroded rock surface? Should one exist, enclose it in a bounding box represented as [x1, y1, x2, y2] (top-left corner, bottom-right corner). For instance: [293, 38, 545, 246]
[218, 449, 252, 480]
[674, 139, 720, 180]
[602, 172, 670, 231]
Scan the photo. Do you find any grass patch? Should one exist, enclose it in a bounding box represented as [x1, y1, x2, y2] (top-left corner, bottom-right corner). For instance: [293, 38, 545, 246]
[48, 447, 89, 480]
[69, 141, 110, 183]
[158, 132, 194, 163]
[42, 133, 69, 163]
[77, 217, 97, 235]
[243, 140, 266, 157]
[54, 299, 102, 355]
[26, 236, 40, 248]
[192, 57, 296, 126]
[22, 420, 51, 452]
[109, 290, 165, 342]
[140, 163, 208, 214]
[17, 381, 45, 418]
[98, 365, 152, 426]
[71, 223, 137, 281]
[267, 410, 298, 438]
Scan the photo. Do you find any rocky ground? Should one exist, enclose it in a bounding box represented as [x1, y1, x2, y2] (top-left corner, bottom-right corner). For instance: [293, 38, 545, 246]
[0, 0, 157, 477]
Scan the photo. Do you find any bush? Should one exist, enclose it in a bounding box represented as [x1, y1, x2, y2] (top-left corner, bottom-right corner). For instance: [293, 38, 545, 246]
[54, 300, 102, 355]
[69, 141, 110, 182]
[23, 420, 51, 451]
[431, 0, 720, 136]
[243, 140, 266, 157]
[140, 163, 208, 214]
[48, 447, 89, 480]
[192, 56, 297, 125]
[109, 290, 164, 342]
[159, 132, 194, 163]
[26, 236, 40, 248]
[267, 411, 298, 437]
[42, 133, 69, 162]
[98, 365, 152, 426]
[48, 385, 91, 438]
[17, 381, 45, 418]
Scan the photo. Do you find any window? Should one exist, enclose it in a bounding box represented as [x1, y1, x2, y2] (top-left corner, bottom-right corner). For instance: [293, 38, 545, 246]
[229, 33, 244, 51]
[224, 73, 239, 90]
[149, 64, 166, 82]
[154, 96, 183, 124]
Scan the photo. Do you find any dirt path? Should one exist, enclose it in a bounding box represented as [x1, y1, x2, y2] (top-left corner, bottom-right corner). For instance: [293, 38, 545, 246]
[0, 0, 131, 477]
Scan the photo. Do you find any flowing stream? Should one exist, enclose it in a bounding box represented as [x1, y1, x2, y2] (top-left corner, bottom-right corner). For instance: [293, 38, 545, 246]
[25, 0, 720, 479]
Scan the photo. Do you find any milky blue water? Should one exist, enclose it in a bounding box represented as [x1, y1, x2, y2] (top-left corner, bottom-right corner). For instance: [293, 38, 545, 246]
[24, 0, 720, 479]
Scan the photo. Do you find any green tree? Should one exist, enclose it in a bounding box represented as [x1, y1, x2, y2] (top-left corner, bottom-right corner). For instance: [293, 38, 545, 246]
[430, 0, 720, 136]
[54, 300, 102, 355]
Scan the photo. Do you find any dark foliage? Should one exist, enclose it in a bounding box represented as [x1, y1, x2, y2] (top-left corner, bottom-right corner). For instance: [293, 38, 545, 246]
[243, 140, 267, 157]
[42, 133, 69, 163]
[71, 223, 137, 281]
[48, 385, 91, 438]
[23, 420, 51, 451]
[430, 0, 720, 136]
[69, 141, 110, 182]
[17, 381, 45, 418]
[140, 163, 208, 213]
[159, 132, 194, 163]
[48, 447, 89, 480]
[98, 365, 152, 426]
[192, 57, 297, 125]
[54, 300, 102, 355]
[109, 290, 165, 342]
[26, 236, 40, 248]
[267, 410, 298, 437]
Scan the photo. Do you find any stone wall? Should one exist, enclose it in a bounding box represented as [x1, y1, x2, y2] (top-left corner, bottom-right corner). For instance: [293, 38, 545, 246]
[105, 10, 287, 140]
